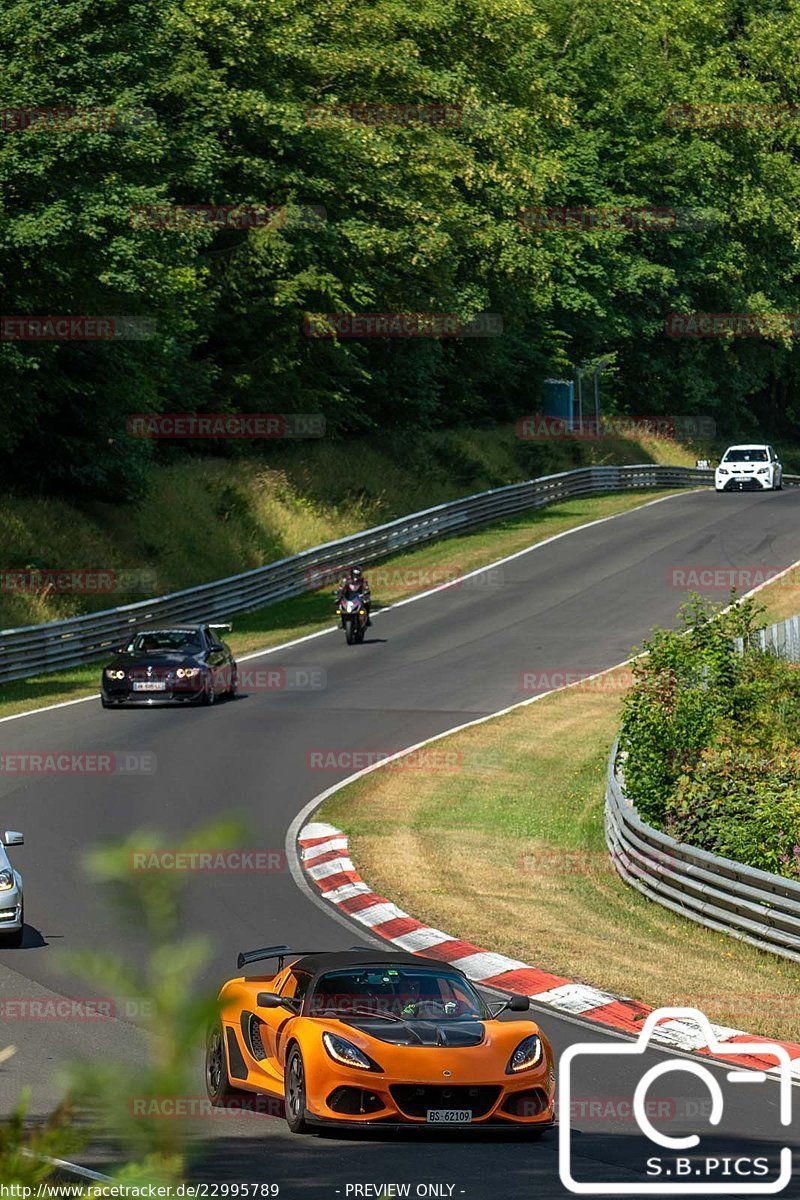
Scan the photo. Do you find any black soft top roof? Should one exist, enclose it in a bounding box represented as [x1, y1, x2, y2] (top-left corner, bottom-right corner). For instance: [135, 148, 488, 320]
[289, 950, 463, 978]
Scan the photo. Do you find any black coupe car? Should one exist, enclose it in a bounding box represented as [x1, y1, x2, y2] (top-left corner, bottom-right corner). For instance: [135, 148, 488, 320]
[101, 623, 237, 708]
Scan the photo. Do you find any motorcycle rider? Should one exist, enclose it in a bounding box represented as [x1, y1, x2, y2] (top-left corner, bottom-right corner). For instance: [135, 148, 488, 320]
[336, 565, 372, 625]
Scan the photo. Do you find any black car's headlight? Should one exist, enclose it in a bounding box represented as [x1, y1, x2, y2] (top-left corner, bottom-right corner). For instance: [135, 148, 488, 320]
[0, 869, 15, 891]
[176, 667, 200, 678]
[105, 669, 126, 680]
[506, 1035, 543, 1074]
[322, 1032, 382, 1072]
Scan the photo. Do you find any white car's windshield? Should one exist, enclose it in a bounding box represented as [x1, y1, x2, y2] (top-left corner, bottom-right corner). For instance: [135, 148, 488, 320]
[723, 449, 767, 463]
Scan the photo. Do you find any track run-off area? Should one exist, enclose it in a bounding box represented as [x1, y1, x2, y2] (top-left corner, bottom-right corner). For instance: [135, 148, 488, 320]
[3, 487, 800, 1198]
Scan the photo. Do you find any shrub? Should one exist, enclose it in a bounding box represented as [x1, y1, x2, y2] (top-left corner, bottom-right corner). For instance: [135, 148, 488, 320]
[619, 594, 800, 878]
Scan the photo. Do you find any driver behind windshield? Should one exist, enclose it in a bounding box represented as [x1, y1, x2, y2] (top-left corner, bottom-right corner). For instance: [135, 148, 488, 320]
[308, 968, 485, 1020]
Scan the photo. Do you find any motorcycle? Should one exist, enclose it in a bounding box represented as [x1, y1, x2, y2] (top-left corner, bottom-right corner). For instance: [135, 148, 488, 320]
[335, 590, 368, 645]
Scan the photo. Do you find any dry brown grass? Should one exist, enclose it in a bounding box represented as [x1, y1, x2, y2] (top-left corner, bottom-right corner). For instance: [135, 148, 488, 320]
[323, 667, 800, 1043]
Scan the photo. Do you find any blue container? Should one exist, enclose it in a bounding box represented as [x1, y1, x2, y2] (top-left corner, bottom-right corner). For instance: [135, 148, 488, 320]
[542, 378, 575, 430]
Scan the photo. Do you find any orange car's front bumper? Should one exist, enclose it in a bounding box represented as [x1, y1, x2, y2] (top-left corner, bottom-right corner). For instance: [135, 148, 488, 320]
[303, 1051, 556, 1129]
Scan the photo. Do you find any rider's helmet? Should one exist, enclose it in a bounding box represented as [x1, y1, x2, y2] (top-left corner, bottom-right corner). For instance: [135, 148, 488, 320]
[350, 566, 363, 583]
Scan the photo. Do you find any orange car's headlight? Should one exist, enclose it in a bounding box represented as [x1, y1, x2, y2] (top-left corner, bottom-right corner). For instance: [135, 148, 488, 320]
[506, 1035, 543, 1073]
[322, 1032, 383, 1072]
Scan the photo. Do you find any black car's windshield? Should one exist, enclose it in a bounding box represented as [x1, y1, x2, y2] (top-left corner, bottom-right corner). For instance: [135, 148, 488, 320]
[308, 967, 488, 1020]
[127, 630, 204, 654]
[723, 449, 767, 462]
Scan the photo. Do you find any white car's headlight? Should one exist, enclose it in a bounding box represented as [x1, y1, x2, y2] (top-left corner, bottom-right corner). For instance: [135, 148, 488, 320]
[756, 467, 768, 475]
[176, 667, 200, 678]
[0, 870, 15, 891]
[106, 669, 126, 680]
[506, 1034, 543, 1073]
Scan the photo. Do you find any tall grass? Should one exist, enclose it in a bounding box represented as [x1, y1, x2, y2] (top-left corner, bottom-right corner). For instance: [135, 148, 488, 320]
[0, 426, 702, 628]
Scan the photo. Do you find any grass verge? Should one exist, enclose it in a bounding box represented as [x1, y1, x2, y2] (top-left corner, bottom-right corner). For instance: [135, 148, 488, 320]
[0, 488, 678, 721]
[320, 600, 800, 1045]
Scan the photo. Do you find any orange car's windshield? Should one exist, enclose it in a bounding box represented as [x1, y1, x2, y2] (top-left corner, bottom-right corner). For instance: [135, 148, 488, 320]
[307, 967, 489, 1020]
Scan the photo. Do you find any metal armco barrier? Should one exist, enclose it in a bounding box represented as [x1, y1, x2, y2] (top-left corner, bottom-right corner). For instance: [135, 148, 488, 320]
[735, 613, 800, 660]
[606, 610, 800, 964]
[0, 462, 718, 685]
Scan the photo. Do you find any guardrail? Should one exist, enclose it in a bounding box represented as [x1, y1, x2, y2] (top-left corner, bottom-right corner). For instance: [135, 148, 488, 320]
[0, 462, 716, 685]
[734, 613, 800, 659]
[606, 609, 800, 962]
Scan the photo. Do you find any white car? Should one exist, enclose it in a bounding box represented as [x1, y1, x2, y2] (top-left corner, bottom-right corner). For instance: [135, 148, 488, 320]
[0, 831, 24, 947]
[715, 444, 783, 492]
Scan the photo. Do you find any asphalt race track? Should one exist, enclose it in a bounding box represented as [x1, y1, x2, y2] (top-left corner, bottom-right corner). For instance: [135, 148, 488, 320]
[3, 487, 800, 1198]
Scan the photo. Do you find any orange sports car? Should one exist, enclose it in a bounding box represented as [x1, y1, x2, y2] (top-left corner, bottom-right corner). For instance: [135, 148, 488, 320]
[205, 945, 556, 1133]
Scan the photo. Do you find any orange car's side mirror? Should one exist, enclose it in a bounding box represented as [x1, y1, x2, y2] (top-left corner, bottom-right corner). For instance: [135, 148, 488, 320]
[508, 995, 530, 1011]
[257, 992, 298, 1012]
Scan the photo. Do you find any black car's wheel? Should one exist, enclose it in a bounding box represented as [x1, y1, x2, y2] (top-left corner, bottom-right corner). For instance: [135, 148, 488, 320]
[227, 665, 238, 699]
[202, 674, 216, 706]
[284, 1046, 309, 1133]
[101, 696, 111, 709]
[205, 1022, 243, 1106]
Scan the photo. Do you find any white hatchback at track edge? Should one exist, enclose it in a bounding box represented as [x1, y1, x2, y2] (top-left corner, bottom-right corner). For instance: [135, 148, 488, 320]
[0, 831, 24, 947]
[715, 444, 783, 492]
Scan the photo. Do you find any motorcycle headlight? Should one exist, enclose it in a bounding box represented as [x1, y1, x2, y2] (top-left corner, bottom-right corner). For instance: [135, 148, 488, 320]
[105, 669, 126, 680]
[506, 1035, 543, 1074]
[0, 869, 14, 891]
[322, 1032, 381, 1071]
[176, 667, 200, 678]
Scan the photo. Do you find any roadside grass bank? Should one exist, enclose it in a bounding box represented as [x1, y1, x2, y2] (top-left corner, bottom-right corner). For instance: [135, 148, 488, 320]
[0, 488, 679, 721]
[320, 653, 800, 1045]
[0, 428, 698, 630]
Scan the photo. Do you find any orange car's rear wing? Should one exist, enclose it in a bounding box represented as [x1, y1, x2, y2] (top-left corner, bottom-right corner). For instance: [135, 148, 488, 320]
[237, 945, 313, 971]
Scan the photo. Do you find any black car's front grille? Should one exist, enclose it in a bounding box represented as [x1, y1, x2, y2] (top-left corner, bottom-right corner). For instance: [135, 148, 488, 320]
[128, 667, 174, 681]
[389, 1085, 501, 1119]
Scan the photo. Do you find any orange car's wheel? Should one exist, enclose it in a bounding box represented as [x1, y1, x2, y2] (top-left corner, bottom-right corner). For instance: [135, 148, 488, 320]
[205, 1022, 244, 1107]
[284, 1045, 309, 1133]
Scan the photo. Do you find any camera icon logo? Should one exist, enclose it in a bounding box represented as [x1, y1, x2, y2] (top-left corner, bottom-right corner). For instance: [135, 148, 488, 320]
[559, 1007, 794, 1195]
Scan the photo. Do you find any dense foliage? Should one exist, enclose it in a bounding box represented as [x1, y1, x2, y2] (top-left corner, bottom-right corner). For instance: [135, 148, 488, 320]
[2, 0, 800, 498]
[620, 596, 800, 880]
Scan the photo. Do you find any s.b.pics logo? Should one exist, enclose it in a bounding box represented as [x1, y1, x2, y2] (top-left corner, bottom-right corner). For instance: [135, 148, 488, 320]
[559, 1008, 794, 1195]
